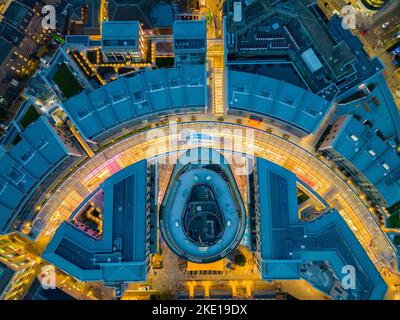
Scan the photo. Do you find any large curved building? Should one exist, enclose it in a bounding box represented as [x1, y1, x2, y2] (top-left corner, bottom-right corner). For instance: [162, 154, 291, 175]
[1, 0, 400, 301]
[359, 0, 389, 10]
[160, 148, 246, 263]
[42, 160, 157, 284]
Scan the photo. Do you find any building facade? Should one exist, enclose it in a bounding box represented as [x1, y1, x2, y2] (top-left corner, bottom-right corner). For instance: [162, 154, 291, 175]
[43, 160, 157, 296]
[173, 20, 207, 65]
[0, 101, 81, 234]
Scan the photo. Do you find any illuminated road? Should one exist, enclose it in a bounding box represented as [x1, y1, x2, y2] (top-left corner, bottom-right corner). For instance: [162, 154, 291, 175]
[204, 0, 225, 115]
[32, 122, 396, 276]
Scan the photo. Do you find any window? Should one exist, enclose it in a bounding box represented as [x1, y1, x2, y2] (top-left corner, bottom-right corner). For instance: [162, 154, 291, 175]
[188, 78, 201, 86]
[20, 150, 33, 163]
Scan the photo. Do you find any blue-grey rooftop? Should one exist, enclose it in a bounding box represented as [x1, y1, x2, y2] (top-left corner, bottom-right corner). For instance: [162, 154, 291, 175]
[63, 64, 207, 141]
[227, 70, 333, 133]
[150, 4, 174, 28]
[0, 115, 78, 234]
[3, 1, 31, 30]
[0, 262, 14, 297]
[320, 115, 400, 207]
[173, 20, 207, 40]
[0, 21, 23, 46]
[173, 20, 207, 53]
[336, 74, 400, 140]
[224, 1, 384, 97]
[42, 160, 149, 283]
[23, 279, 75, 300]
[255, 158, 387, 299]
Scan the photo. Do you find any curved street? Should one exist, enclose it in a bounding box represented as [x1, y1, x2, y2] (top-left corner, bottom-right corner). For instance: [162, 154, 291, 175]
[32, 121, 397, 276]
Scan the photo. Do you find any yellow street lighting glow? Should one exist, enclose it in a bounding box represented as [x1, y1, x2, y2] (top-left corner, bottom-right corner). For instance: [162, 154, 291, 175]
[31, 123, 395, 280]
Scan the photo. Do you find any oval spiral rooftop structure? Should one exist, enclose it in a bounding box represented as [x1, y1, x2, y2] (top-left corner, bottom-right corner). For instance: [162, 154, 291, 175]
[160, 148, 246, 263]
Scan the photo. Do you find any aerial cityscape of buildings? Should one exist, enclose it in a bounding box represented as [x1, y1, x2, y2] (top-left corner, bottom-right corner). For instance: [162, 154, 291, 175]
[0, 0, 400, 303]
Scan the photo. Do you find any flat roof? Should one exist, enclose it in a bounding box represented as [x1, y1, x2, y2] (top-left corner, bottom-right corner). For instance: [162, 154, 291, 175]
[173, 20, 206, 39]
[0, 116, 74, 233]
[23, 279, 75, 300]
[150, 4, 174, 27]
[63, 64, 206, 141]
[256, 158, 387, 299]
[3, 1, 31, 28]
[0, 21, 24, 45]
[43, 160, 149, 283]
